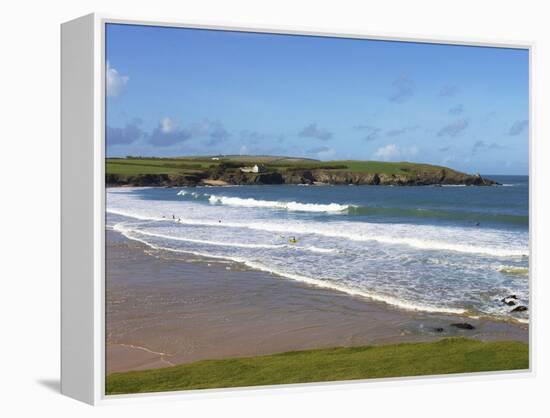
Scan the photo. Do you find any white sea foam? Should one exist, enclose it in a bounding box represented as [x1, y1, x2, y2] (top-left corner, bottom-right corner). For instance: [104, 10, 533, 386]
[240, 259, 466, 314]
[116, 226, 466, 315]
[114, 224, 283, 249]
[114, 223, 338, 254]
[107, 187, 529, 321]
[177, 190, 202, 198]
[107, 206, 528, 258]
[208, 194, 350, 212]
[302, 245, 338, 254]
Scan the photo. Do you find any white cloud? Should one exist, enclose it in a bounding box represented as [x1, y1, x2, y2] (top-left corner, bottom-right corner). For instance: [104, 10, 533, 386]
[150, 117, 191, 147]
[106, 61, 129, 97]
[160, 117, 177, 133]
[373, 144, 418, 161]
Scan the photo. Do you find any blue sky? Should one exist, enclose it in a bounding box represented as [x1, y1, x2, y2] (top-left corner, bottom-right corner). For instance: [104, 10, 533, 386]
[106, 23, 529, 175]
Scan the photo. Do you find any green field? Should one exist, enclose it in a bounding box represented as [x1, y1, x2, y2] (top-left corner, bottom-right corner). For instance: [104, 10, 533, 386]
[106, 158, 213, 175]
[106, 156, 461, 177]
[106, 338, 528, 395]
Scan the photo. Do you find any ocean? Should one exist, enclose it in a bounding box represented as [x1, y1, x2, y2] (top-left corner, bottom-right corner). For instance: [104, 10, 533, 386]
[106, 175, 529, 323]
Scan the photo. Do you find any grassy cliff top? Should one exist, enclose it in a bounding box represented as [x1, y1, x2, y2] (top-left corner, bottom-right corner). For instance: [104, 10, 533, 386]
[106, 155, 466, 177]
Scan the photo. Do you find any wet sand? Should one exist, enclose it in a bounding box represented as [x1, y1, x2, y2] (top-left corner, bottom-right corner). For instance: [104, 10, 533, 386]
[106, 229, 528, 374]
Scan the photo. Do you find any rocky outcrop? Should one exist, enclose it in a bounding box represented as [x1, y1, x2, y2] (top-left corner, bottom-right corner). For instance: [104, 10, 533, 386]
[511, 306, 528, 313]
[450, 323, 476, 330]
[501, 295, 518, 306]
[279, 169, 497, 186]
[215, 170, 284, 185]
[106, 173, 208, 187]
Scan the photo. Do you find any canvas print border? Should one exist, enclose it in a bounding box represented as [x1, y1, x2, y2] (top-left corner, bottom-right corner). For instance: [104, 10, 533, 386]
[61, 13, 534, 405]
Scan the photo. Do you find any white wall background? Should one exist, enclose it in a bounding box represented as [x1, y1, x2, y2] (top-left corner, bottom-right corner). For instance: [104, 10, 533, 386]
[1, 0, 548, 415]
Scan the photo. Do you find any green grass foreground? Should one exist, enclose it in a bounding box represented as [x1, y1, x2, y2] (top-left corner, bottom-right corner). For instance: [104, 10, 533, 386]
[106, 338, 528, 395]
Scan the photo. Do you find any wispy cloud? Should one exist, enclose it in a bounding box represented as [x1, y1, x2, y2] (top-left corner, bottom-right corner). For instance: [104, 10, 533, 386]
[508, 119, 528, 136]
[385, 125, 418, 137]
[448, 104, 464, 115]
[471, 140, 485, 155]
[439, 84, 459, 98]
[149, 117, 191, 147]
[106, 62, 129, 97]
[437, 119, 469, 137]
[354, 125, 381, 141]
[471, 140, 506, 156]
[106, 119, 144, 145]
[239, 130, 285, 144]
[373, 144, 418, 161]
[299, 123, 333, 141]
[192, 120, 231, 145]
[388, 75, 415, 103]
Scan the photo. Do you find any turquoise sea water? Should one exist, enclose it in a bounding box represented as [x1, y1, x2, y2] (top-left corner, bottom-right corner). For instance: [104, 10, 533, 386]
[106, 175, 529, 322]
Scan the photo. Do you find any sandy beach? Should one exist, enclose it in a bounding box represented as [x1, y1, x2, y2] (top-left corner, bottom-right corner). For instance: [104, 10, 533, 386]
[106, 229, 528, 374]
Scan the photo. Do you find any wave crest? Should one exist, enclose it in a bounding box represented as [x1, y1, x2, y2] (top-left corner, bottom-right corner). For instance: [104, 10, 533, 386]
[208, 194, 350, 212]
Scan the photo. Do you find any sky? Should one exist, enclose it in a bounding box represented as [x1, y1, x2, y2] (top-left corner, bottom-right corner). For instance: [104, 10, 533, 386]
[105, 23, 529, 175]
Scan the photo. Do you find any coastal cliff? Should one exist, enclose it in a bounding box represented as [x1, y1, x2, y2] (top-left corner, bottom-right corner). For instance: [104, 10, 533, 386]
[106, 156, 498, 187]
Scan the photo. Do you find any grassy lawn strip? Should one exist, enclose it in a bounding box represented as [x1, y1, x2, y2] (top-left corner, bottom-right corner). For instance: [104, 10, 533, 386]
[106, 338, 528, 395]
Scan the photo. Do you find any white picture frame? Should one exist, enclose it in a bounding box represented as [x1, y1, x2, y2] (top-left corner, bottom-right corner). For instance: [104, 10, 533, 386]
[60, 13, 533, 405]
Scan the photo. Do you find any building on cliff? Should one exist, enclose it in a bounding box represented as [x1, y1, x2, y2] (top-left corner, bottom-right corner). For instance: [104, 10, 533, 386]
[240, 164, 264, 173]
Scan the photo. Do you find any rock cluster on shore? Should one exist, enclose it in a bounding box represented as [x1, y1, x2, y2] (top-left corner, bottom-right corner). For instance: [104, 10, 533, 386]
[499, 295, 528, 313]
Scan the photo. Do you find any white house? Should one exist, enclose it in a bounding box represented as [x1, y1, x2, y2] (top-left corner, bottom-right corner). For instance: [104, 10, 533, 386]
[240, 164, 260, 173]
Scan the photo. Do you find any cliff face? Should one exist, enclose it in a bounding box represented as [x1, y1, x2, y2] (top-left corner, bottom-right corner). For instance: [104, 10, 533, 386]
[293, 169, 496, 186]
[106, 168, 497, 187]
[106, 173, 206, 187]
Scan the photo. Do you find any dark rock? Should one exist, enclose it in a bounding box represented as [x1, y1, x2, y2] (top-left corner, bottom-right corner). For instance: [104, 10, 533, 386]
[511, 305, 528, 313]
[300, 170, 315, 184]
[253, 172, 284, 185]
[433, 327, 444, 333]
[500, 295, 519, 306]
[450, 323, 475, 330]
